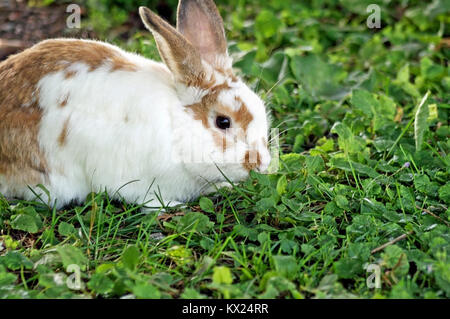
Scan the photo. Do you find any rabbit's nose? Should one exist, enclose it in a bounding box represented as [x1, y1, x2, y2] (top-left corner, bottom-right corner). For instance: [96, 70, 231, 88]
[243, 149, 261, 172]
[243, 147, 271, 173]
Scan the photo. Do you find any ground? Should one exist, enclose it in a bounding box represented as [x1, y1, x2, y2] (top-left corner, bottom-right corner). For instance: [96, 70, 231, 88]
[0, 0, 449, 299]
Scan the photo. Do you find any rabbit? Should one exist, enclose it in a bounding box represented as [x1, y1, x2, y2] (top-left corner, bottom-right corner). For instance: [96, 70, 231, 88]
[0, 0, 271, 209]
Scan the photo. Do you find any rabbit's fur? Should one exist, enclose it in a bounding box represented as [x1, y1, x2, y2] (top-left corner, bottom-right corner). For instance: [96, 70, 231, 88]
[0, 0, 271, 208]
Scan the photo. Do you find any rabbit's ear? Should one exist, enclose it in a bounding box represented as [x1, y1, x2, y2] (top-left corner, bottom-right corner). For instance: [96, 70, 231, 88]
[177, 0, 228, 67]
[139, 6, 206, 86]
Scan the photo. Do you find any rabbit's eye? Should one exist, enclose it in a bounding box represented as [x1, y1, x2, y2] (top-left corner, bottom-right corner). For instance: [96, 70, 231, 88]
[216, 116, 231, 130]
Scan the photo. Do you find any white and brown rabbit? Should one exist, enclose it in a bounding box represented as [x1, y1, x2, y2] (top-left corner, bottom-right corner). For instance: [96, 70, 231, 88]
[0, 0, 271, 208]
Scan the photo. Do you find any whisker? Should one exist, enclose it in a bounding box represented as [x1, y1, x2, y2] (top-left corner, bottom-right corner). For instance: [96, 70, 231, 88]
[274, 118, 298, 129]
[265, 75, 287, 96]
[270, 126, 304, 140]
[268, 128, 305, 145]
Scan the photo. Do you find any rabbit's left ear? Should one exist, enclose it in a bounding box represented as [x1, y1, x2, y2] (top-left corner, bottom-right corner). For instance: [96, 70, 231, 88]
[139, 6, 206, 86]
[177, 0, 228, 67]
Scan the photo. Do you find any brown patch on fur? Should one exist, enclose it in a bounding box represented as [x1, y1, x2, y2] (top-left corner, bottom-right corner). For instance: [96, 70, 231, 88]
[214, 103, 233, 116]
[210, 81, 231, 95]
[36, 40, 138, 73]
[0, 39, 137, 187]
[110, 56, 138, 72]
[243, 150, 261, 172]
[59, 93, 69, 107]
[64, 70, 77, 79]
[58, 118, 70, 147]
[0, 107, 47, 186]
[189, 101, 210, 128]
[190, 71, 215, 91]
[234, 96, 253, 132]
[187, 81, 231, 128]
[215, 65, 238, 83]
[214, 98, 253, 133]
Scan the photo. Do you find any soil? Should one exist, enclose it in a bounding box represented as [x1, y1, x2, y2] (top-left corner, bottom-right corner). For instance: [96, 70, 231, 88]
[0, 0, 94, 60]
[0, 1, 176, 61]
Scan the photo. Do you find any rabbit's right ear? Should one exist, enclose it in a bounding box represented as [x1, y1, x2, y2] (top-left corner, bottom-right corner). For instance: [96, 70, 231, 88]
[139, 7, 206, 86]
[176, 0, 228, 67]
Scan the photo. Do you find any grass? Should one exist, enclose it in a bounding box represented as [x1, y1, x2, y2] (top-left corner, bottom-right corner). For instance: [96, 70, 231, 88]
[0, 0, 449, 299]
